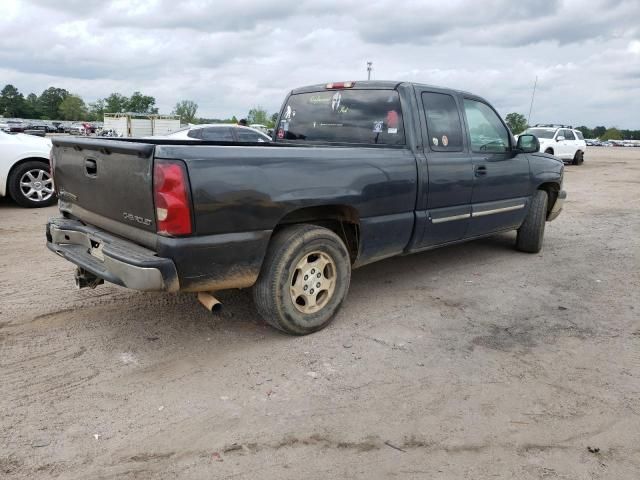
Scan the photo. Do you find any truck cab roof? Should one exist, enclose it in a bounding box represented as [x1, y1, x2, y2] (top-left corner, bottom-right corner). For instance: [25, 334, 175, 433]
[291, 80, 474, 97]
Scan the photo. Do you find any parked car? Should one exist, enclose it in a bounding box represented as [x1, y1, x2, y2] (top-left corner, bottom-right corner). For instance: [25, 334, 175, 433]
[0, 130, 54, 207]
[153, 124, 271, 142]
[523, 124, 586, 165]
[4, 120, 26, 133]
[46, 80, 565, 335]
[23, 124, 48, 137]
[68, 123, 88, 135]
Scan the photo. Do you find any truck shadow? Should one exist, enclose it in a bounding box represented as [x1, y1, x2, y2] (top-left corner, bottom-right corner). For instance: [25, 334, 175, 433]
[75, 231, 518, 341]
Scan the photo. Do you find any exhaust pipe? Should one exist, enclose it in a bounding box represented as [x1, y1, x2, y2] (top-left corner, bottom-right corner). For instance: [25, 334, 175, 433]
[74, 268, 104, 289]
[197, 292, 222, 313]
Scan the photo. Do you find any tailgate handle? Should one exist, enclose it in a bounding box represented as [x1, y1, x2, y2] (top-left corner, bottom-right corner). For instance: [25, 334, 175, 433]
[85, 159, 97, 176]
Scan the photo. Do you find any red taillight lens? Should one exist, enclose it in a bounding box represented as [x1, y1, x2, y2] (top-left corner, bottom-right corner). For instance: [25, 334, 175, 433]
[153, 160, 192, 236]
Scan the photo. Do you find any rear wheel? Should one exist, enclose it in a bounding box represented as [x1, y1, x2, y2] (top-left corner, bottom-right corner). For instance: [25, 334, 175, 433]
[544, 148, 554, 155]
[253, 224, 351, 335]
[8, 161, 56, 208]
[516, 190, 548, 253]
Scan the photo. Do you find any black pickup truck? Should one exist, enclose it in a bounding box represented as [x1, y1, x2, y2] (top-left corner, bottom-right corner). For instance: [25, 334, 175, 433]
[47, 81, 565, 335]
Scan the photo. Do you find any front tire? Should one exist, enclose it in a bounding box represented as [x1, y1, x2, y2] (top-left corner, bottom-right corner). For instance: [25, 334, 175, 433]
[8, 161, 56, 208]
[572, 150, 584, 165]
[253, 224, 351, 335]
[516, 190, 548, 253]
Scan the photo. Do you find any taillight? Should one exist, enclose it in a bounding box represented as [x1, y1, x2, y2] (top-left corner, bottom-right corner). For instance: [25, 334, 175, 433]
[153, 160, 192, 236]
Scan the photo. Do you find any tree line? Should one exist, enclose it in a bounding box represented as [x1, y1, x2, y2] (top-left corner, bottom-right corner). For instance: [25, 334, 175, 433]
[505, 112, 640, 140]
[0, 84, 278, 127]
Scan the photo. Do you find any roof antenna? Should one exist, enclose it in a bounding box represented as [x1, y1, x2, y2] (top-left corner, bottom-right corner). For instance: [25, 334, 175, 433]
[527, 75, 538, 126]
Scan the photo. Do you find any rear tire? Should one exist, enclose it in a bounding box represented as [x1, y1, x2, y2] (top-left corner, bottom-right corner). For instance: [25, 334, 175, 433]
[544, 148, 554, 155]
[8, 161, 56, 208]
[516, 190, 548, 253]
[253, 224, 351, 335]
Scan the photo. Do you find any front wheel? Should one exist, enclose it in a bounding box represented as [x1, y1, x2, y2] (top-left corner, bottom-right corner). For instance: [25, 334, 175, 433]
[572, 150, 584, 165]
[8, 161, 56, 208]
[516, 190, 548, 253]
[253, 224, 351, 335]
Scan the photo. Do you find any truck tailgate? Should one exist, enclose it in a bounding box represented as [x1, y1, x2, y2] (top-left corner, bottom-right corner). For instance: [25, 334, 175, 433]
[52, 138, 157, 237]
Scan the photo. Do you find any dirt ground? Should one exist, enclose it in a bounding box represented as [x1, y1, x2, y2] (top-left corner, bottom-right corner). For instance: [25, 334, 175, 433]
[1, 148, 639, 479]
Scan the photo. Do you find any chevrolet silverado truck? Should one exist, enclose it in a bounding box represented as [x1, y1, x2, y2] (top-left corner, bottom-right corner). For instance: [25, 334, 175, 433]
[46, 81, 566, 335]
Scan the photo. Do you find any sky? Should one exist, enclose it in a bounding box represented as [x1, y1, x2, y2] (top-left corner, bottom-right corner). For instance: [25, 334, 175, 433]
[1, 0, 639, 127]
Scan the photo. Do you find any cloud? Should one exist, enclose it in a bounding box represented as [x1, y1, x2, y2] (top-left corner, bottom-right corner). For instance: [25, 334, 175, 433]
[1, 0, 639, 127]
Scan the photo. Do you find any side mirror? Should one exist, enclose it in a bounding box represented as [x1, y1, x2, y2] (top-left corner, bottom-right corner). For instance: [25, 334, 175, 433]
[516, 134, 539, 153]
[556, 135, 565, 142]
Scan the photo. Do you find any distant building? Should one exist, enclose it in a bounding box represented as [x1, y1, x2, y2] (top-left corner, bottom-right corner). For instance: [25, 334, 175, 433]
[103, 113, 180, 137]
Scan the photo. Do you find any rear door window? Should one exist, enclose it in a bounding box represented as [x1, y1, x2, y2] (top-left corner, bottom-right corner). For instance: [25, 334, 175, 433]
[277, 89, 405, 145]
[575, 130, 584, 140]
[421, 92, 463, 152]
[200, 127, 234, 141]
[563, 129, 576, 140]
[236, 128, 268, 142]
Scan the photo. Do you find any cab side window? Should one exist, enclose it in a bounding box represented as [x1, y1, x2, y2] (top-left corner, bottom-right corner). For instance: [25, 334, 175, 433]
[463, 99, 510, 153]
[421, 92, 463, 152]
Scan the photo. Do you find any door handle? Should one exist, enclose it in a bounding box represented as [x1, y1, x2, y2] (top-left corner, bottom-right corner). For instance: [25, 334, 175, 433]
[475, 165, 487, 177]
[85, 159, 97, 176]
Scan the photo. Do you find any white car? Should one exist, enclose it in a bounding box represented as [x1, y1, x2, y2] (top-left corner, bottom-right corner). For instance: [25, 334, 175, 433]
[523, 124, 586, 165]
[0, 130, 54, 207]
[154, 124, 271, 142]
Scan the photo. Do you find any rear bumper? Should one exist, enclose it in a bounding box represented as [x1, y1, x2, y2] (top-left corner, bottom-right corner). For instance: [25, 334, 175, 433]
[548, 189, 566, 221]
[46, 217, 179, 292]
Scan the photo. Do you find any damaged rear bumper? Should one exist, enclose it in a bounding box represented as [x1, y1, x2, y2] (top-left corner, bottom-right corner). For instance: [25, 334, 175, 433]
[46, 217, 179, 292]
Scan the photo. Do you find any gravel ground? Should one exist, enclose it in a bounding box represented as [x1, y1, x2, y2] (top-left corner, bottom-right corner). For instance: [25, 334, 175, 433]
[1, 148, 639, 479]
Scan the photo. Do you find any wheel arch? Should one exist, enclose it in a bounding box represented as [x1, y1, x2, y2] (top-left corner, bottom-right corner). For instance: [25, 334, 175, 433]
[274, 204, 361, 263]
[537, 181, 560, 218]
[4, 156, 50, 198]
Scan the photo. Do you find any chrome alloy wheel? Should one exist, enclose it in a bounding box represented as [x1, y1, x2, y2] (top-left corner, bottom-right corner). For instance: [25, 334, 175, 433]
[289, 251, 337, 314]
[20, 169, 54, 202]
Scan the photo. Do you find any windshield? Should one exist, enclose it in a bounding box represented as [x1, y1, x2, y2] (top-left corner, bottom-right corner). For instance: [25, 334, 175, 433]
[525, 128, 555, 139]
[276, 89, 405, 145]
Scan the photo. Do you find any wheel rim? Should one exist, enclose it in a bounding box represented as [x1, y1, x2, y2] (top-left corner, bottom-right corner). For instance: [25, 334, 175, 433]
[19, 169, 54, 202]
[289, 251, 337, 314]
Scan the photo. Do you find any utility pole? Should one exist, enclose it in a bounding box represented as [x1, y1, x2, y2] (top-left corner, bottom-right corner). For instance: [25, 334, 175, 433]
[367, 61, 372, 80]
[527, 75, 538, 126]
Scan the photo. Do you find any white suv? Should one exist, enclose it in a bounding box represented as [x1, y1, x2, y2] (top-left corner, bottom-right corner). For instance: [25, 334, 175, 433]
[523, 124, 586, 165]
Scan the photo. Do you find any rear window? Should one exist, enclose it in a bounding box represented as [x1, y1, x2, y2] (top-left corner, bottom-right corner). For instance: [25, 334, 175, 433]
[525, 128, 556, 139]
[276, 89, 405, 145]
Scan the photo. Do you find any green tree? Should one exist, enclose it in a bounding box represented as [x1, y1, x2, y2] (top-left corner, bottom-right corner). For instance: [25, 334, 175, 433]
[505, 112, 528, 134]
[592, 126, 606, 139]
[173, 100, 198, 123]
[247, 106, 269, 125]
[58, 95, 87, 120]
[576, 125, 593, 138]
[270, 112, 278, 127]
[0, 84, 27, 117]
[24, 93, 40, 118]
[602, 128, 622, 141]
[87, 99, 105, 121]
[38, 87, 69, 119]
[104, 93, 129, 113]
[127, 91, 157, 113]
